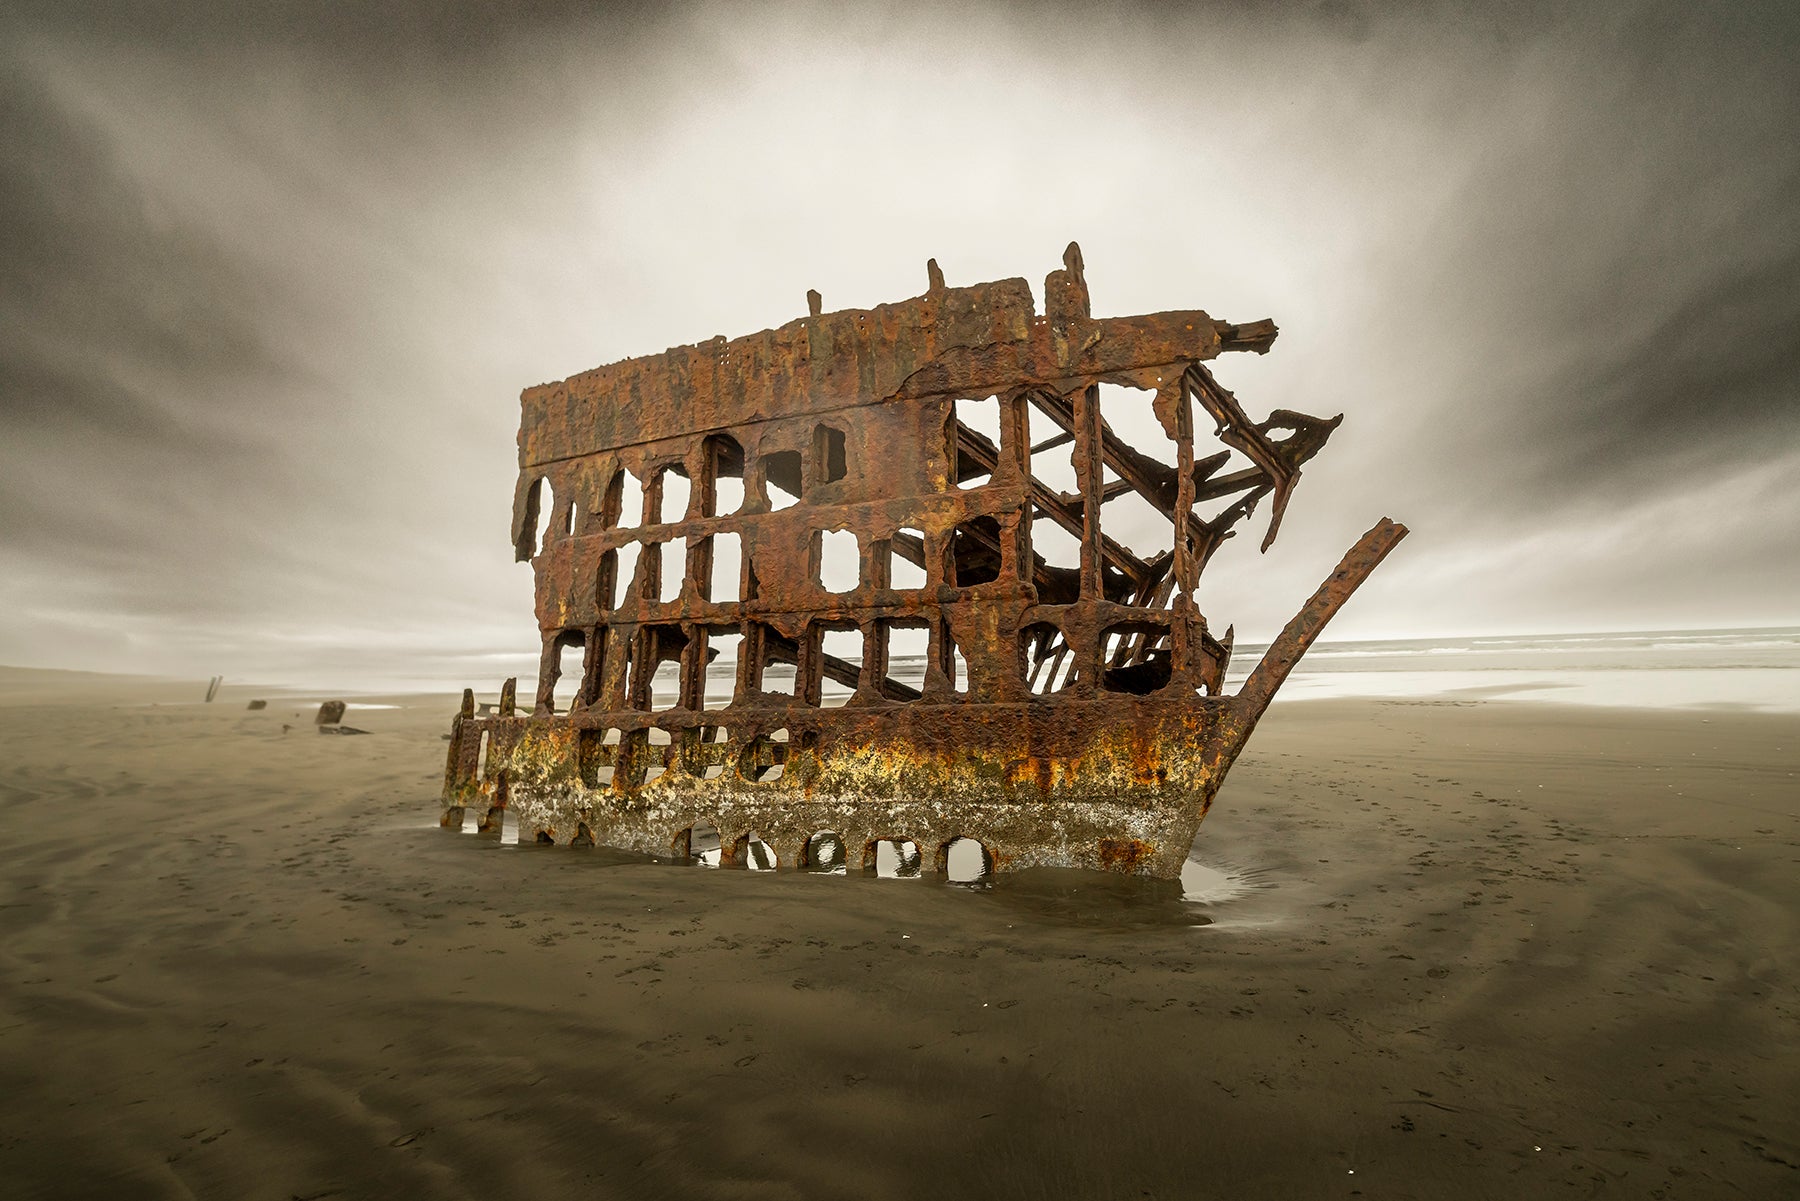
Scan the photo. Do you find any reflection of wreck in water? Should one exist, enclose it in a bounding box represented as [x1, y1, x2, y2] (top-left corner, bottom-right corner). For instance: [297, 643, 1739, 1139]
[442, 244, 1406, 879]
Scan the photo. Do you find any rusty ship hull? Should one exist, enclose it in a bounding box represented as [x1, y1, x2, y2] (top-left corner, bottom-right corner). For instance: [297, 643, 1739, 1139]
[441, 245, 1405, 879]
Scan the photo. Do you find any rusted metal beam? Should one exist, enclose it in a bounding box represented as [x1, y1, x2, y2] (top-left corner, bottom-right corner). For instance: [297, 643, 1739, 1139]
[1185, 363, 1303, 552]
[1233, 517, 1410, 727]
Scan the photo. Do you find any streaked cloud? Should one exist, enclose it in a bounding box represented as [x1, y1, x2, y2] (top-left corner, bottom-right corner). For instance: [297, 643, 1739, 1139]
[0, 1, 1793, 684]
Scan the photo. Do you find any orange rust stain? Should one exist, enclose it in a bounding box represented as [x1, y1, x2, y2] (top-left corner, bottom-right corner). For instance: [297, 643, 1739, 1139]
[1125, 727, 1168, 787]
[1097, 838, 1154, 872]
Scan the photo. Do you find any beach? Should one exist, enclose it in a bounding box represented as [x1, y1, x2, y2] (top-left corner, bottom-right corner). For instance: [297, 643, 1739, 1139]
[0, 666, 1794, 1199]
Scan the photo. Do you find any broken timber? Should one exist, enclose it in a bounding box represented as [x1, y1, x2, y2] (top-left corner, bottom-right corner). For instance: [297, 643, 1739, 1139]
[442, 244, 1407, 878]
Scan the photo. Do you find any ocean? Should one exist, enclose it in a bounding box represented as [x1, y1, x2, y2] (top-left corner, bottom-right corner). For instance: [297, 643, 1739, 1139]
[786, 626, 1800, 714]
[1219, 625, 1800, 712]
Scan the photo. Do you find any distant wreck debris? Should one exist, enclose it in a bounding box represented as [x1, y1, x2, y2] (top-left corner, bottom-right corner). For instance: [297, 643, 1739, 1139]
[443, 245, 1406, 878]
[247, 699, 268, 711]
[204, 675, 222, 703]
[315, 700, 367, 735]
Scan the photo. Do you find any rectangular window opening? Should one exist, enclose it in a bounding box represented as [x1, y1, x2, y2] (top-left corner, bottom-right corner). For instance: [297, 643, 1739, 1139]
[526, 476, 553, 557]
[578, 728, 616, 789]
[650, 660, 681, 710]
[602, 542, 643, 611]
[813, 424, 848, 484]
[1020, 621, 1074, 695]
[755, 625, 798, 698]
[706, 532, 741, 604]
[888, 527, 927, 590]
[951, 395, 1003, 490]
[1100, 621, 1174, 694]
[818, 625, 862, 707]
[615, 469, 645, 529]
[763, 449, 803, 510]
[740, 728, 790, 783]
[658, 539, 688, 604]
[701, 626, 742, 711]
[689, 724, 731, 779]
[950, 516, 1002, 587]
[1025, 512, 1083, 607]
[816, 529, 860, 595]
[656, 466, 693, 526]
[707, 435, 747, 516]
[632, 625, 687, 711]
[880, 620, 929, 703]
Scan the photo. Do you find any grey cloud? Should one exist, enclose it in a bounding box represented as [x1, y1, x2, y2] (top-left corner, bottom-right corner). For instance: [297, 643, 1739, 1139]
[0, 3, 696, 677]
[1306, 1, 1800, 528]
[0, 63, 303, 595]
[1562, 240, 1800, 467]
[0, 67, 288, 414]
[1, 1, 669, 67]
[0, 0, 1794, 682]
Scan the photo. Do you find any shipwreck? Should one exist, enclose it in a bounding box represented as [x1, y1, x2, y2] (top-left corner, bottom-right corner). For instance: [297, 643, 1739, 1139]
[442, 244, 1406, 879]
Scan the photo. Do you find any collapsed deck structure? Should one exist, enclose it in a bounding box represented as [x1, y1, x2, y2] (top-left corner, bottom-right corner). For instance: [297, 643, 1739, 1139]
[442, 245, 1405, 878]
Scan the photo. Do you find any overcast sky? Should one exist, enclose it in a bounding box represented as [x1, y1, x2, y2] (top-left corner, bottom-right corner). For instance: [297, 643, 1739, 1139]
[2, 0, 1796, 687]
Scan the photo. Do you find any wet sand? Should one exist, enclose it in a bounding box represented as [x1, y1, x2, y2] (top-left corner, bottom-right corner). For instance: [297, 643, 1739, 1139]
[0, 667, 1794, 1199]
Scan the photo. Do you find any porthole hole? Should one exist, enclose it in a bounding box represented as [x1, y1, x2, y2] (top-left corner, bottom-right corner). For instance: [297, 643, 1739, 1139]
[804, 831, 848, 875]
[871, 838, 922, 879]
[945, 837, 993, 885]
[736, 833, 779, 872]
[683, 821, 723, 868]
